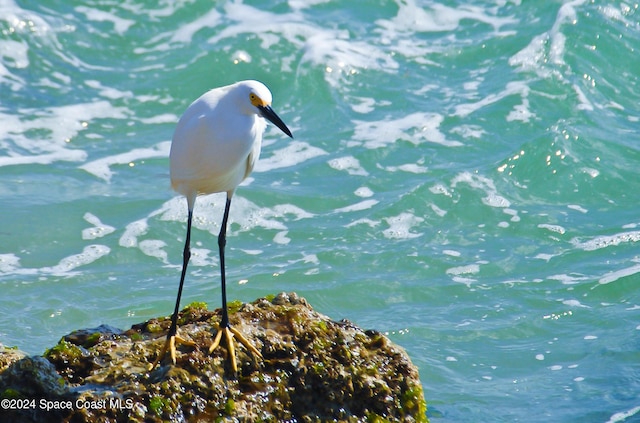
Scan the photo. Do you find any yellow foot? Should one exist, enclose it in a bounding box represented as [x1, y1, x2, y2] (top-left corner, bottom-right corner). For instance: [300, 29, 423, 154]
[148, 333, 196, 371]
[208, 325, 262, 373]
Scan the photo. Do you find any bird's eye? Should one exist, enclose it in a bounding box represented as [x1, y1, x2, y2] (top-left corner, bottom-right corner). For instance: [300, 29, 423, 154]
[249, 93, 262, 107]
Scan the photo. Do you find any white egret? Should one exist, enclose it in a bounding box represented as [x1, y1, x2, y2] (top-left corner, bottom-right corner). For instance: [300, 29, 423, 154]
[149, 80, 293, 372]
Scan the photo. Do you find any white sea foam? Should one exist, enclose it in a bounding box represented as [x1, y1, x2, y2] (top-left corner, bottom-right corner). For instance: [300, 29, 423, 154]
[452, 172, 514, 216]
[383, 163, 429, 174]
[271, 204, 315, 220]
[305, 31, 398, 82]
[538, 224, 566, 235]
[345, 218, 380, 228]
[351, 112, 462, 149]
[376, 0, 517, 34]
[450, 125, 486, 139]
[382, 212, 424, 239]
[119, 218, 149, 248]
[350, 97, 378, 114]
[548, 274, 589, 285]
[507, 94, 534, 123]
[328, 156, 368, 176]
[509, 0, 590, 102]
[0, 61, 23, 91]
[155, 194, 313, 236]
[273, 231, 291, 245]
[504, 208, 520, 222]
[138, 239, 169, 264]
[207, 3, 304, 50]
[0, 39, 29, 69]
[255, 140, 327, 172]
[301, 253, 320, 265]
[138, 114, 178, 125]
[117, 194, 311, 265]
[188, 248, 216, 267]
[572, 231, 640, 251]
[0, 149, 87, 167]
[429, 183, 453, 197]
[568, 204, 588, 214]
[41, 244, 110, 276]
[82, 212, 116, 240]
[573, 84, 594, 111]
[85, 79, 133, 100]
[450, 276, 477, 287]
[509, 0, 587, 78]
[430, 203, 447, 217]
[600, 4, 626, 22]
[170, 8, 222, 43]
[374, 0, 516, 66]
[80, 141, 171, 182]
[455, 81, 532, 120]
[580, 167, 599, 178]
[354, 187, 374, 198]
[510, 34, 555, 77]
[334, 199, 379, 213]
[606, 406, 640, 423]
[0, 240, 111, 278]
[0, 101, 126, 168]
[562, 299, 589, 308]
[152, 196, 186, 222]
[0, 254, 21, 273]
[0, 6, 51, 87]
[289, 0, 331, 10]
[483, 194, 511, 208]
[75, 6, 135, 35]
[231, 50, 251, 64]
[534, 253, 556, 262]
[622, 223, 640, 229]
[201, 2, 398, 85]
[447, 264, 480, 276]
[598, 263, 640, 285]
[240, 249, 262, 256]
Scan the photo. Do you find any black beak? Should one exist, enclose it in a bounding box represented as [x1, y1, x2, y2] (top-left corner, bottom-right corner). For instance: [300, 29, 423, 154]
[258, 105, 293, 138]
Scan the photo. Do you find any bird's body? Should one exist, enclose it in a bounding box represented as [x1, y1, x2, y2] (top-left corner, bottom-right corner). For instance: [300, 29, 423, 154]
[150, 80, 293, 372]
[170, 82, 268, 200]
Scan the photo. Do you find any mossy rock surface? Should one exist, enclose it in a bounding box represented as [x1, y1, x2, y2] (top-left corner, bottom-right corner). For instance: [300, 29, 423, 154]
[0, 292, 427, 422]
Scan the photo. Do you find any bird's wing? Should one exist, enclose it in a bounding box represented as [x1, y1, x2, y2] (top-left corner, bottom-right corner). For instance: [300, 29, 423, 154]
[243, 132, 263, 181]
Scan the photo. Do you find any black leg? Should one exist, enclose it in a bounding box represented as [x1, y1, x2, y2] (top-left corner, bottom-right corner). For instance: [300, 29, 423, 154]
[218, 196, 232, 328]
[148, 208, 196, 370]
[207, 195, 262, 371]
[169, 209, 193, 338]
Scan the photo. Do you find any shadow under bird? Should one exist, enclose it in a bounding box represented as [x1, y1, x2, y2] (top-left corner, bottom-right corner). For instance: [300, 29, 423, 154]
[149, 80, 293, 373]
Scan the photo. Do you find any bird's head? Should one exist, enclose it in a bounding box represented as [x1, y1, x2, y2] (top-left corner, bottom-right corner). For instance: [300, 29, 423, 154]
[238, 80, 293, 138]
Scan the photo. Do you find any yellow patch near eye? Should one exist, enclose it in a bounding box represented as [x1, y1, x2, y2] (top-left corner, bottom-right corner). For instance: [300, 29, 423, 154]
[249, 93, 267, 107]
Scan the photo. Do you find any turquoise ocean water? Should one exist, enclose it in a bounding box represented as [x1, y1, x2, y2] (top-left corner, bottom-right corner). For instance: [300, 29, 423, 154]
[1, 0, 640, 421]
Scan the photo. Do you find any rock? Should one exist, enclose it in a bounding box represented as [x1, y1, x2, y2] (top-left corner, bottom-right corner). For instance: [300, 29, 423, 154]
[0, 293, 428, 422]
[0, 344, 27, 373]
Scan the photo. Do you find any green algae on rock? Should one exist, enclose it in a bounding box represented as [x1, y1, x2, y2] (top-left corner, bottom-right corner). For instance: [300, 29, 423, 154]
[0, 292, 427, 422]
